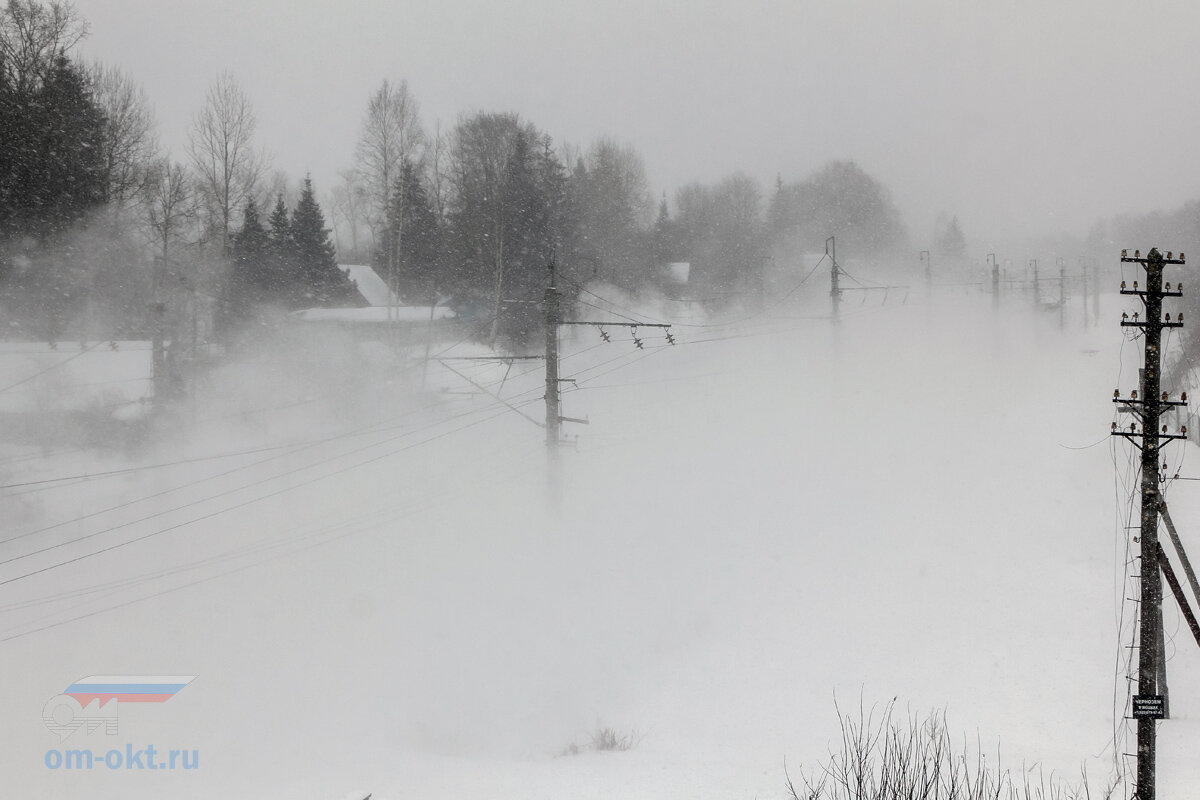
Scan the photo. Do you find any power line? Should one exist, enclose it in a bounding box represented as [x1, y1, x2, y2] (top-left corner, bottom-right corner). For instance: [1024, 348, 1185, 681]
[0, 343, 98, 394]
[0, 441, 315, 492]
[0, 394, 554, 640]
[0, 380, 532, 553]
[560, 253, 828, 330]
[0, 401, 526, 589]
[0, 346, 571, 543]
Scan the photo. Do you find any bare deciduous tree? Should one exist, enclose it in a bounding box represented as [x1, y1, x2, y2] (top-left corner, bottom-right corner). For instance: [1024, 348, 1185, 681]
[0, 0, 86, 92]
[88, 61, 157, 211]
[262, 168, 295, 210]
[446, 112, 536, 341]
[576, 136, 653, 286]
[426, 119, 449, 222]
[354, 78, 424, 240]
[329, 168, 371, 261]
[142, 157, 195, 261]
[186, 71, 268, 253]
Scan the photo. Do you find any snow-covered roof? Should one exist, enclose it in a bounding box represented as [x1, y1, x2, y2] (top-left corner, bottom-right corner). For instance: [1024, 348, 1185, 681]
[665, 262, 690, 283]
[340, 264, 392, 306]
[290, 306, 457, 324]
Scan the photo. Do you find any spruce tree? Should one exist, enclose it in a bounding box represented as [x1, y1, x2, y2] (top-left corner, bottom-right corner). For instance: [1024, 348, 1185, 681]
[0, 56, 104, 239]
[535, 136, 578, 280]
[497, 130, 551, 342]
[649, 194, 679, 281]
[0, 54, 107, 338]
[938, 216, 968, 263]
[378, 158, 441, 304]
[226, 198, 270, 322]
[290, 176, 354, 307]
[266, 194, 294, 306]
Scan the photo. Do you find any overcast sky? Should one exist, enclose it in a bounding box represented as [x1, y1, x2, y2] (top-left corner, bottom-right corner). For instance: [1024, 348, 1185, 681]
[76, 0, 1200, 246]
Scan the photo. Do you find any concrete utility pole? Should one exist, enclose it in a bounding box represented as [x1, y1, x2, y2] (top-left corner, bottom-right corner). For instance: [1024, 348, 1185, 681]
[919, 249, 931, 294]
[1112, 247, 1187, 800]
[988, 253, 999, 310]
[543, 263, 561, 448]
[542, 261, 673, 451]
[389, 178, 406, 349]
[829, 237, 841, 321]
[1058, 257, 1066, 330]
[1030, 259, 1040, 308]
[151, 256, 166, 411]
[1080, 256, 1089, 328]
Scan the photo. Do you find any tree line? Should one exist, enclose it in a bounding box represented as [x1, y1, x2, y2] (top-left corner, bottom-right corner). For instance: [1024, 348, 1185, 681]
[0, 0, 910, 350]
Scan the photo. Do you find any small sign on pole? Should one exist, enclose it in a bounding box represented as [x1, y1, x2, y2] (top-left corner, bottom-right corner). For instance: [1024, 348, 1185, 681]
[1133, 695, 1166, 719]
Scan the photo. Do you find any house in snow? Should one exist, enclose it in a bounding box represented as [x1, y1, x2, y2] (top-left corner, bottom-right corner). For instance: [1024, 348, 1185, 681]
[342, 264, 392, 307]
[288, 264, 460, 346]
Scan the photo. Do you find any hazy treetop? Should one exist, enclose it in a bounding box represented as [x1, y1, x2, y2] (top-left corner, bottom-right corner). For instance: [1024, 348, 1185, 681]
[74, 0, 1200, 241]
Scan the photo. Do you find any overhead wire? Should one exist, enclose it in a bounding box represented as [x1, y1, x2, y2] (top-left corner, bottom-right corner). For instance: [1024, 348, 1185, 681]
[0, 343, 100, 394]
[0, 487, 452, 642]
[0, 272, 1066, 640]
[559, 253, 828, 330]
[3, 373, 554, 545]
[0, 434, 550, 641]
[0, 380, 555, 642]
[0, 440, 322, 493]
[0, 336, 576, 540]
[0, 306, 570, 600]
[0, 399, 530, 589]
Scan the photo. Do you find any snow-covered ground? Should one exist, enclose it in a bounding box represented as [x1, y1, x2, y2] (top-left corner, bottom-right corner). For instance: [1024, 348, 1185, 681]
[1, 281, 1198, 799]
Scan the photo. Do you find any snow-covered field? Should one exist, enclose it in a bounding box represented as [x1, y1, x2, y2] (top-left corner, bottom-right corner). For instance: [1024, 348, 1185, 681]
[2, 282, 1198, 799]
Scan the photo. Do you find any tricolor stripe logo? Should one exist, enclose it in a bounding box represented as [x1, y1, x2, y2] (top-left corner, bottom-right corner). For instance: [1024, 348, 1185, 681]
[64, 675, 196, 707]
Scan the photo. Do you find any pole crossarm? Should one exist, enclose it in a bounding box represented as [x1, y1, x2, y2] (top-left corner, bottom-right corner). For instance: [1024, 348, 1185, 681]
[1121, 290, 1184, 299]
[434, 355, 545, 361]
[1109, 430, 1189, 449]
[1123, 252, 1186, 265]
[1122, 321, 1184, 329]
[560, 321, 672, 328]
[1111, 431, 1188, 442]
[1114, 397, 1188, 409]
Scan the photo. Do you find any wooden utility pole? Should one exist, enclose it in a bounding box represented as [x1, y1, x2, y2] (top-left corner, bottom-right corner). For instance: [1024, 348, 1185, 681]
[988, 253, 999, 310]
[1058, 257, 1066, 330]
[1084, 257, 1094, 331]
[544, 264, 673, 449]
[389, 178, 406, 349]
[1031, 259, 1040, 308]
[829, 237, 841, 321]
[543, 263, 561, 448]
[1112, 247, 1187, 800]
[151, 256, 166, 410]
